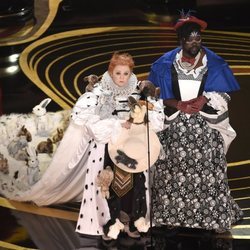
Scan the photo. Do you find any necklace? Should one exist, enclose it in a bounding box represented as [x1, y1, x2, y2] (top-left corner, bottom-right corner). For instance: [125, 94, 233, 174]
[178, 50, 201, 71]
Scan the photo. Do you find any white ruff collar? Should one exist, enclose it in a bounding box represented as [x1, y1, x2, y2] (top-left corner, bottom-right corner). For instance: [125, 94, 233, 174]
[100, 71, 138, 96]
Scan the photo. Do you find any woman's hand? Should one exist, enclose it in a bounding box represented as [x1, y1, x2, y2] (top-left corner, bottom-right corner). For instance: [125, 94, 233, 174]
[121, 121, 132, 129]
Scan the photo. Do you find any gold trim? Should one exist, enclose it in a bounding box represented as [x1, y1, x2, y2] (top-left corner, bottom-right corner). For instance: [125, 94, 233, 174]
[0, 0, 62, 46]
[0, 241, 37, 250]
[0, 197, 78, 222]
[227, 160, 250, 167]
[231, 186, 250, 191]
[234, 196, 250, 201]
[229, 176, 250, 182]
[19, 26, 250, 109]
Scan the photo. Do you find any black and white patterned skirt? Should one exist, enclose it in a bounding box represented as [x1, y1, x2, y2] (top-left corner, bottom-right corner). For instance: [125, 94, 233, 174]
[152, 112, 243, 231]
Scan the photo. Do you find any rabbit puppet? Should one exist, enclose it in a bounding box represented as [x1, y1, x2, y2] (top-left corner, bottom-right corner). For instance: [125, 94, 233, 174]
[32, 98, 70, 136]
[26, 145, 40, 185]
[32, 98, 52, 136]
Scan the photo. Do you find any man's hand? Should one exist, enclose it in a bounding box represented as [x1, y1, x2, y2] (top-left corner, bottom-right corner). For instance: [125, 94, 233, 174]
[191, 96, 208, 110]
[177, 100, 199, 114]
[177, 96, 208, 114]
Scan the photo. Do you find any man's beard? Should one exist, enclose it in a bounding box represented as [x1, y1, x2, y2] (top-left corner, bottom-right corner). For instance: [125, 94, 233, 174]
[187, 45, 201, 57]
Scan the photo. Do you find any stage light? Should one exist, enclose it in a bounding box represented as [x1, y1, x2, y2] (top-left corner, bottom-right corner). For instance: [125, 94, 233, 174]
[9, 54, 20, 63]
[5, 65, 19, 74]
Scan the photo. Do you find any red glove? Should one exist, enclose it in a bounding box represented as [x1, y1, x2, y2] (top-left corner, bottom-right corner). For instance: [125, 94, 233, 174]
[177, 96, 208, 114]
[177, 100, 199, 114]
[190, 96, 208, 111]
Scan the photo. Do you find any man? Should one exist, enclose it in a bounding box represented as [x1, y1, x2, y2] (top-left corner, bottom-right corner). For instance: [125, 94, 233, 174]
[148, 11, 243, 233]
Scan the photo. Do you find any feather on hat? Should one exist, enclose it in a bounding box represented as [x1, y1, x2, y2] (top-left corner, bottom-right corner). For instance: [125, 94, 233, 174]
[174, 10, 207, 31]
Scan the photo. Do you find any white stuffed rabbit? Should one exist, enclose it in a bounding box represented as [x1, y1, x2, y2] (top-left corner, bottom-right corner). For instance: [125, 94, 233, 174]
[32, 98, 51, 117]
[26, 145, 40, 185]
[32, 98, 70, 136]
[32, 98, 51, 136]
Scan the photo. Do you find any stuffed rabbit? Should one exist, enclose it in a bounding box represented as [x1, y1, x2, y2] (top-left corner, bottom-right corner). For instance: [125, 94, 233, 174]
[52, 128, 64, 144]
[7, 136, 28, 159]
[84, 74, 100, 92]
[96, 166, 114, 199]
[0, 153, 9, 175]
[32, 98, 51, 117]
[33, 98, 70, 136]
[32, 98, 51, 136]
[37, 138, 53, 154]
[26, 146, 40, 185]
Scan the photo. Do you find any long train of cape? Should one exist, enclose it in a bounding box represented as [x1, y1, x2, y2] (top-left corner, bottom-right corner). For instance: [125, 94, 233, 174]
[1, 118, 91, 206]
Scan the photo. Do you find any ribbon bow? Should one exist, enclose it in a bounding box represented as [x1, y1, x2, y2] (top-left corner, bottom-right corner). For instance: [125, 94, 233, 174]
[181, 56, 196, 65]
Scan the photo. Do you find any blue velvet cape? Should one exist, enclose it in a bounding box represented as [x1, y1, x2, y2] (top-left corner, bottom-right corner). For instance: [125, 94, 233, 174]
[148, 47, 240, 99]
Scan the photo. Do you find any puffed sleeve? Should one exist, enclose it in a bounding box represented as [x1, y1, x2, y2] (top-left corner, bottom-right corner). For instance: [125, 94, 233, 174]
[85, 118, 122, 144]
[71, 92, 100, 126]
[147, 98, 165, 132]
[200, 91, 236, 153]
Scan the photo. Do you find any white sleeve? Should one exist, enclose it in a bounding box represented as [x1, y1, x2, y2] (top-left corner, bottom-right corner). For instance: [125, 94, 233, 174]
[147, 98, 165, 132]
[71, 92, 99, 126]
[85, 118, 122, 144]
[203, 91, 230, 114]
[200, 91, 236, 153]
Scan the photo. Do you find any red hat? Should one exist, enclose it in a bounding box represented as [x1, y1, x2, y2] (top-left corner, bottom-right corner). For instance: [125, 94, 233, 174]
[174, 12, 207, 31]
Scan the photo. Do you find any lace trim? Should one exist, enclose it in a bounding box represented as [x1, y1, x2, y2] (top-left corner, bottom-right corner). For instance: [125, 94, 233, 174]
[100, 71, 139, 97]
[175, 51, 208, 79]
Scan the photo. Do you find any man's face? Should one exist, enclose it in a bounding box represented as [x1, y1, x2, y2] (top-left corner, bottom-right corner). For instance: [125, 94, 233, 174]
[181, 31, 202, 57]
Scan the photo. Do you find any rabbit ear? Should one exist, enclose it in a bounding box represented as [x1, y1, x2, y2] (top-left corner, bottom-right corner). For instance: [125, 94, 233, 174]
[39, 98, 51, 108]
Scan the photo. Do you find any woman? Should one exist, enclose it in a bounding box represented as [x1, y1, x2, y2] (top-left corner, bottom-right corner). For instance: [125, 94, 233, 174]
[148, 13, 243, 233]
[1, 52, 164, 237]
[75, 52, 164, 239]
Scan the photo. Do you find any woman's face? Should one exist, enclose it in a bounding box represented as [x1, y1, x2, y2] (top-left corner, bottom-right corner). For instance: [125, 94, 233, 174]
[111, 65, 132, 87]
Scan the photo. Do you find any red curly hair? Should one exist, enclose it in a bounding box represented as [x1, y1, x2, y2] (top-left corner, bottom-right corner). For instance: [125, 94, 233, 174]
[108, 51, 135, 74]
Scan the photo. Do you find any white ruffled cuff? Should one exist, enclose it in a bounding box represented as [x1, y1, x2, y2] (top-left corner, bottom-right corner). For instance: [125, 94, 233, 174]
[107, 219, 125, 239]
[134, 217, 150, 233]
[147, 98, 165, 132]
